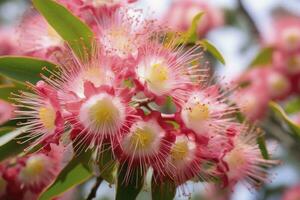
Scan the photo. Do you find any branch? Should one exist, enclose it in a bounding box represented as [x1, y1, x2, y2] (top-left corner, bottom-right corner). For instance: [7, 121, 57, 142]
[86, 176, 103, 200]
[237, 0, 260, 36]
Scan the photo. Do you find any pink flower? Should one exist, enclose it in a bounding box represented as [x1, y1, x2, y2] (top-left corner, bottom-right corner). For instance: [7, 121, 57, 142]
[282, 184, 300, 200]
[18, 12, 64, 60]
[163, 0, 223, 37]
[14, 81, 64, 147]
[133, 39, 207, 104]
[0, 100, 15, 125]
[220, 125, 279, 188]
[270, 16, 300, 52]
[94, 8, 153, 60]
[0, 27, 18, 55]
[180, 85, 238, 135]
[154, 133, 202, 185]
[273, 50, 300, 76]
[235, 85, 269, 121]
[114, 116, 175, 183]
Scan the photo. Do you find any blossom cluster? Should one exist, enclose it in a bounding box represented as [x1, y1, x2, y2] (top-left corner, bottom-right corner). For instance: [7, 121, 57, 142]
[0, 0, 277, 199]
[235, 16, 300, 122]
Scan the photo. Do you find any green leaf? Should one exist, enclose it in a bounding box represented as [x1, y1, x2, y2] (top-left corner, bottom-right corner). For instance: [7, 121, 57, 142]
[151, 179, 176, 200]
[198, 39, 226, 65]
[269, 101, 300, 137]
[250, 47, 274, 67]
[185, 12, 205, 43]
[97, 144, 118, 184]
[0, 56, 56, 84]
[284, 97, 300, 114]
[116, 163, 145, 200]
[0, 127, 30, 162]
[33, 0, 94, 59]
[257, 135, 269, 159]
[39, 152, 93, 200]
[148, 96, 177, 115]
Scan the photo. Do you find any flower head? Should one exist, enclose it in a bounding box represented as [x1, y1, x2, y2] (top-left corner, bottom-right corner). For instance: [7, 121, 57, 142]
[155, 134, 202, 185]
[14, 81, 63, 147]
[181, 85, 238, 135]
[221, 126, 279, 188]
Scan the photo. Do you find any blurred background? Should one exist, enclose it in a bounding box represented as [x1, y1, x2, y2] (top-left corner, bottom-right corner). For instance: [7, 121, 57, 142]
[0, 0, 300, 199]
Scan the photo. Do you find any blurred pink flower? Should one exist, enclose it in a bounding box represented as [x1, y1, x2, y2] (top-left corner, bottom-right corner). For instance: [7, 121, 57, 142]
[282, 184, 300, 200]
[163, 0, 223, 37]
[0, 100, 15, 125]
[270, 16, 300, 52]
[0, 27, 18, 56]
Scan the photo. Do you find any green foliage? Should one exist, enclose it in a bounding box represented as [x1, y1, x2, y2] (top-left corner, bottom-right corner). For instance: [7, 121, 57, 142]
[198, 39, 226, 65]
[284, 97, 300, 114]
[250, 47, 274, 67]
[269, 101, 300, 137]
[151, 179, 176, 200]
[257, 135, 269, 159]
[116, 163, 145, 200]
[0, 56, 55, 84]
[32, 0, 94, 59]
[39, 152, 93, 200]
[184, 12, 205, 43]
[0, 127, 29, 162]
[97, 144, 118, 184]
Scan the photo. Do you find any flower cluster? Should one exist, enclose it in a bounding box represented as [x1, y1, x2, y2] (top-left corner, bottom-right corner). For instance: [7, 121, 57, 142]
[235, 16, 300, 121]
[1, 1, 278, 199]
[0, 144, 64, 200]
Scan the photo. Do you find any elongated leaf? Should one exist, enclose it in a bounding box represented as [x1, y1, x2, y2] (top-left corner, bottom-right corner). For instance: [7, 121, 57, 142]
[250, 47, 274, 67]
[269, 101, 300, 137]
[116, 163, 145, 200]
[0, 127, 29, 162]
[185, 12, 204, 43]
[257, 135, 269, 159]
[97, 144, 118, 184]
[198, 39, 226, 65]
[0, 56, 56, 84]
[39, 152, 93, 200]
[33, 0, 94, 59]
[152, 179, 176, 200]
[285, 97, 300, 114]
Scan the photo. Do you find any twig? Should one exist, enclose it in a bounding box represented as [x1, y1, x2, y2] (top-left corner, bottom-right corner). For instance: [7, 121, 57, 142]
[86, 176, 103, 200]
[237, 0, 260, 36]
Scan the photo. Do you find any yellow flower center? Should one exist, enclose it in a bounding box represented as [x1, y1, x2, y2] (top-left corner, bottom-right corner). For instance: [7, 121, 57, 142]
[129, 127, 155, 151]
[283, 28, 300, 49]
[188, 103, 210, 122]
[23, 156, 47, 178]
[39, 106, 56, 131]
[225, 148, 246, 171]
[287, 56, 300, 73]
[170, 140, 189, 163]
[88, 98, 120, 128]
[145, 62, 171, 95]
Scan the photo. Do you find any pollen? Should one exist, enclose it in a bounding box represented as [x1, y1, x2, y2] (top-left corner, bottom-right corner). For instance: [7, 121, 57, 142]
[21, 156, 47, 179]
[283, 27, 300, 49]
[224, 147, 247, 171]
[188, 103, 210, 122]
[88, 98, 120, 128]
[129, 127, 155, 151]
[148, 63, 169, 84]
[38, 106, 56, 131]
[79, 94, 125, 135]
[121, 121, 164, 157]
[170, 140, 189, 163]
